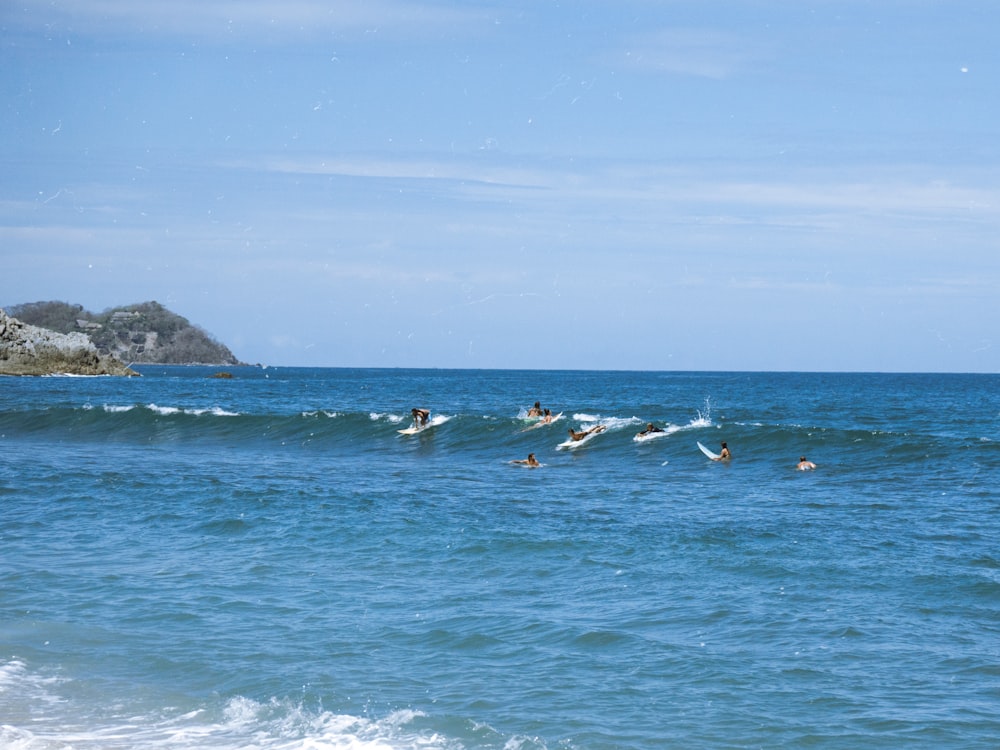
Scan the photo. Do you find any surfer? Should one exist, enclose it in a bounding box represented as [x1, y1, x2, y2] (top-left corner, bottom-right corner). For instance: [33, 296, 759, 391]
[797, 456, 817, 471]
[411, 408, 430, 428]
[637, 422, 664, 437]
[527, 401, 543, 417]
[568, 424, 606, 441]
[712, 441, 731, 461]
[520, 408, 557, 432]
[511, 453, 541, 467]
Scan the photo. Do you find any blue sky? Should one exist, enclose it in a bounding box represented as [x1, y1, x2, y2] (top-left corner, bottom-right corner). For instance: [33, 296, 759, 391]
[2, 1, 997, 371]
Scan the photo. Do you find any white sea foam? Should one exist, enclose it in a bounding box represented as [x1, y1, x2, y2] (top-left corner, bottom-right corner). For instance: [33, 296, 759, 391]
[147, 403, 181, 416]
[0, 661, 455, 750]
[0, 657, 29, 689]
[601, 416, 640, 431]
[142, 404, 240, 417]
[189, 406, 241, 417]
[101, 403, 241, 417]
[674, 414, 712, 432]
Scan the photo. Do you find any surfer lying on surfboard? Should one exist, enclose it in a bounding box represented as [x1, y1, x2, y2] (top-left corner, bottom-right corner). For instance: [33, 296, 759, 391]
[522, 409, 561, 431]
[636, 423, 664, 437]
[567, 424, 606, 441]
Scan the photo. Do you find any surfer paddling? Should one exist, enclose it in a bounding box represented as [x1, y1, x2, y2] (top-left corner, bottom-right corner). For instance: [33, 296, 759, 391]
[526, 401, 543, 418]
[511, 453, 541, 467]
[568, 425, 606, 442]
[797, 456, 817, 471]
[521, 408, 558, 432]
[637, 423, 664, 437]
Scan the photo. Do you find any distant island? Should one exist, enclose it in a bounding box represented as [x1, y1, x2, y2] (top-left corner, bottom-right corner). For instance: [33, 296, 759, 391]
[4, 300, 243, 368]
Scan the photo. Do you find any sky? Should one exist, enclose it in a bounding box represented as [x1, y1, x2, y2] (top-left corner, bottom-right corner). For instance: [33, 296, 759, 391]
[2, 0, 998, 372]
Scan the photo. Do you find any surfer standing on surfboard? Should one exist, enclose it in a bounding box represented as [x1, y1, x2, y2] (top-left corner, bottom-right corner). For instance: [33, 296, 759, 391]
[411, 408, 430, 428]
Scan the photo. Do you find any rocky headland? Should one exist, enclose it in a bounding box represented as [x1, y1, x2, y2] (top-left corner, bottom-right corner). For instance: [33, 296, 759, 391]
[5, 300, 242, 367]
[0, 309, 139, 376]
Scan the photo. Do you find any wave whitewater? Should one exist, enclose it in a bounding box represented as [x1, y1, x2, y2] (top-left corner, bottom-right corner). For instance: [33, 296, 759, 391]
[0, 658, 463, 750]
[2, 399, 991, 464]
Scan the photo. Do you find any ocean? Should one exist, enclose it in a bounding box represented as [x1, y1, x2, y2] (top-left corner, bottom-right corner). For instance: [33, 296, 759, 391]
[2, 367, 998, 749]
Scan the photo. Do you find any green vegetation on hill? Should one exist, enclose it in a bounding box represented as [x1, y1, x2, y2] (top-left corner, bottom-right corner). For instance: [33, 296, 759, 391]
[6, 301, 87, 333]
[6, 300, 243, 366]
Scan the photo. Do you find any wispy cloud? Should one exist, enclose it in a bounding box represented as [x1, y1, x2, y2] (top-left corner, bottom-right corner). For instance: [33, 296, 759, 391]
[235, 152, 1000, 222]
[240, 155, 551, 191]
[612, 28, 769, 79]
[0, 225, 143, 247]
[8, 0, 494, 42]
[676, 179, 1000, 217]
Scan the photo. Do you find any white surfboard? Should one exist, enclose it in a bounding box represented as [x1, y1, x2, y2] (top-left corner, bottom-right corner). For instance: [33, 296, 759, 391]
[557, 427, 605, 450]
[520, 412, 564, 431]
[697, 441, 720, 460]
[398, 415, 449, 435]
[634, 429, 668, 442]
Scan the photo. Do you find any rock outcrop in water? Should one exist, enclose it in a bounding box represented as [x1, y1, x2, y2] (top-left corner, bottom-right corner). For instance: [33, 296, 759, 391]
[0, 309, 139, 376]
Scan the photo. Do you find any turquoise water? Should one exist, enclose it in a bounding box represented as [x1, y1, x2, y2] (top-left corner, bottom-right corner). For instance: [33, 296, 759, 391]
[2, 368, 999, 749]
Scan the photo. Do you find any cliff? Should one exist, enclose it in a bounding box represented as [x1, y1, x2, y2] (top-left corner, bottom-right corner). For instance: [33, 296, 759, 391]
[0, 309, 139, 376]
[5, 301, 242, 366]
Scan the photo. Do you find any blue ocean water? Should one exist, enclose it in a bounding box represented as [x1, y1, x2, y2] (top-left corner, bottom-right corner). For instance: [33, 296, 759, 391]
[1, 367, 998, 749]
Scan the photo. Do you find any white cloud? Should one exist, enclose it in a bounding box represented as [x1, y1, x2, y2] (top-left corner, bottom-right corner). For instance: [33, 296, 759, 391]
[614, 28, 768, 79]
[241, 155, 550, 190]
[9, 0, 494, 42]
[699, 180, 998, 215]
[239, 153, 1000, 225]
[0, 225, 139, 247]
